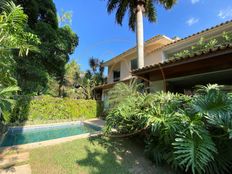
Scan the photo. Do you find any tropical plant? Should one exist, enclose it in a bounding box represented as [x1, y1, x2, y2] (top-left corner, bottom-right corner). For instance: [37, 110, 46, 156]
[56, 60, 80, 97]
[222, 31, 232, 43]
[0, 0, 40, 56]
[89, 57, 99, 73]
[106, 0, 177, 68]
[10, 0, 78, 95]
[0, 86, 20, 122]
[0, 0, 40, 122]
[107, 78, 144, 108]
[0, 0, 40, 96]
[57, 9, 72, 27]
[172, 31, 232, 59]
[104, 84, 232, 174]
[76, 77, 94, 100]
[173, 127, 217, 174]
[190, 85, 232, 174]
[87, 57, 105, 84]
[105, 78, 148, 134]
[75, 57, 106, 99]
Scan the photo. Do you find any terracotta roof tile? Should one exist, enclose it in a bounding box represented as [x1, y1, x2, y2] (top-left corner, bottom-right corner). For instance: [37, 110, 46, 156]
[132, 44, 232, 73]
[164, 20, 232, 48]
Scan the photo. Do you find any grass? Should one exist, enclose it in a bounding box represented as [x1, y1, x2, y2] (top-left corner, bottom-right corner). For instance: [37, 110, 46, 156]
[29, 136, 175, 174]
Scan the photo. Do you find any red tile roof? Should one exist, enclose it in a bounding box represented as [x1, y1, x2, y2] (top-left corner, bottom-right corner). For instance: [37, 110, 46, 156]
[132, 43, 232, 74]
[164, 20, 232, 48]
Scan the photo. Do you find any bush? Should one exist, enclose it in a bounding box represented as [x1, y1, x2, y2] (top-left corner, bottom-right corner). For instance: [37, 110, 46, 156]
[105, 83, 232, 174]
[10, 95, 102, 123]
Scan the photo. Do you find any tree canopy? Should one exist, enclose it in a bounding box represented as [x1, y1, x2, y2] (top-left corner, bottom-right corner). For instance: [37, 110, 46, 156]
[12, 0, 79, 95]
[106, 0, 177, 31]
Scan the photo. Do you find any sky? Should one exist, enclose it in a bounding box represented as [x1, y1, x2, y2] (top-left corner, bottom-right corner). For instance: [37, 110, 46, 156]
[53, 0, 232, 71]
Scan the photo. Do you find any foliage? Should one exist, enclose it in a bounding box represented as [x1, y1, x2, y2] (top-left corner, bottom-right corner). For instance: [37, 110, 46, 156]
[222, 31, 232, 43]
[11, 0, 79, 95]
[107, 78, 144, 108]
[105, 95, 148, 134]
[172, 32, 232, 59]
[0, 86, 20, 122]
[9, 95, 103, 123]
[0, 0, 40, 56]
[173, 129, 217, 174]
[104, 84, 232, 174]
[14, 0, 58, 29]
[0, 0, 40, 122]
[56, 60, 81, 98]
[106, 0, 177, 31]
[57, 9, 73, 27]
[0, 0, 40, 87]
[77, 57, 106, 99]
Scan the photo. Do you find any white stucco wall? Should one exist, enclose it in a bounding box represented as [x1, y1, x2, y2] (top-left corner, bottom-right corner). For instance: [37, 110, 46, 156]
[145, 50, 164, 66]
[107, 63, 120, 84]
[107, 50, 165, 83]
[120, 59, 131, 81]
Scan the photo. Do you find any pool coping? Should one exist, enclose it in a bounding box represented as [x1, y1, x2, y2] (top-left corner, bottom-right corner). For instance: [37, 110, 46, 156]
[7, 118, 105, 129]
[0, 119, 105, 152]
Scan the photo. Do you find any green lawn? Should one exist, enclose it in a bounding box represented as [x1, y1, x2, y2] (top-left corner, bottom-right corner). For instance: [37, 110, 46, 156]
[29, 136, 174, 174]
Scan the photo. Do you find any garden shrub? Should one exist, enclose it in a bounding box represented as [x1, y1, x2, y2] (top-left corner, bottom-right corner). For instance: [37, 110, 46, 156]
[10, 95, 102, 123]
[105, 82, 232, 174]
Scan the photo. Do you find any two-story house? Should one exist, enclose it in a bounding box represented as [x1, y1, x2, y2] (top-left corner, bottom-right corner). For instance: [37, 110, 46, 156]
[95, 20, 232, 102]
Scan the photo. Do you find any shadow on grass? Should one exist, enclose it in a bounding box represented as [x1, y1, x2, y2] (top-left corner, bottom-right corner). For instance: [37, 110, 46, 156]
[76, 136, 175, 174]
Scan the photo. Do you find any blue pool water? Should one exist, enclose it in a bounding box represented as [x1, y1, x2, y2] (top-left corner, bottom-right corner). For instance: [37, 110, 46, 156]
[0, 122, 101, 147]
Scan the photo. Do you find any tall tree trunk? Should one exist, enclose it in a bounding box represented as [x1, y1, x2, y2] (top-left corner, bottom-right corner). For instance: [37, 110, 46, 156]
[136, 4, 144, 69]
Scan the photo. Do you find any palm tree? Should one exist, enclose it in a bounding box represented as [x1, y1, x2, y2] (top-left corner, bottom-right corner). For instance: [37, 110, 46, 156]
[106, 0, 177, 68]
[89, 57, 99, 73]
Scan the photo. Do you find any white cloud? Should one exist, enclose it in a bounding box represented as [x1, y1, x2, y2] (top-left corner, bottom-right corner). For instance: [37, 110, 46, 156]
[186, 17, 199, 26]
[191, 0, 200, 4]
[218, 7, 232, 19]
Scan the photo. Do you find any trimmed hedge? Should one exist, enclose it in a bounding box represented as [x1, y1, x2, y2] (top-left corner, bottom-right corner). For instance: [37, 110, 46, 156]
[10, 95, 102, 123]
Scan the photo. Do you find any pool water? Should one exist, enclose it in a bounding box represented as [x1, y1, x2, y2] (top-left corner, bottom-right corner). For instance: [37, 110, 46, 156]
[0, 122, 101, 147]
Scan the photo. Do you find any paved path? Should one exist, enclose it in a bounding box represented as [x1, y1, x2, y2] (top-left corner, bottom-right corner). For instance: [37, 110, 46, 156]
[0, 152, 31, 174]
[0, 164, 31, 174]
[0, 153, 29, 168]
[84, 118, 105, 127]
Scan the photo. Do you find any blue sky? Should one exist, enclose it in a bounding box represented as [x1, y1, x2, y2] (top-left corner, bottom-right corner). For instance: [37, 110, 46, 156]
[53, 0, 232, 71]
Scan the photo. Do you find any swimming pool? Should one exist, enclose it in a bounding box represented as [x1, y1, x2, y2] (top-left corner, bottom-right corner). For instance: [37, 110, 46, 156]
[0, 122, 101, 147]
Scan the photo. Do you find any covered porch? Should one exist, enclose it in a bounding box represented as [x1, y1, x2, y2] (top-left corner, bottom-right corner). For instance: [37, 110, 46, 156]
[132, 44, 232, 93]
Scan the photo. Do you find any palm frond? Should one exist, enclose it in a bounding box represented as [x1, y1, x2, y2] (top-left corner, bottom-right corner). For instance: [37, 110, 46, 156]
[116, 0, 129, 25]
[157, 0, 177, 9]
[0, 86, 20, 96]
[107, 0, 120, 14]
[145, 0, 157, 22]
[0, 0, 28, 29]
[107, 78, 143, 108]
[106, 0, 176, 31]
[89, 57, 99, 72]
